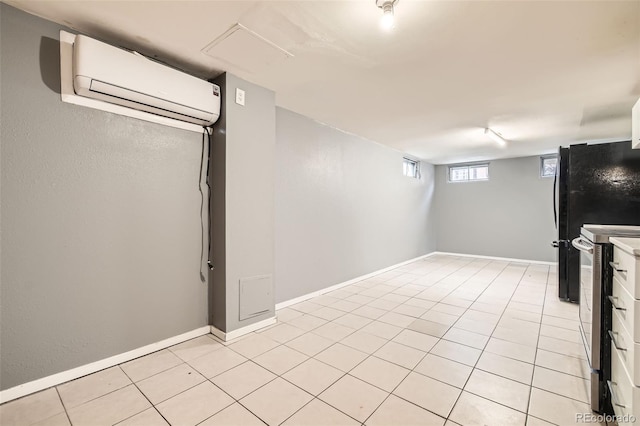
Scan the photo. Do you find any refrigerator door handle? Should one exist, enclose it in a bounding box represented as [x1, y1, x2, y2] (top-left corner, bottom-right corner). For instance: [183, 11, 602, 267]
[551, 240, 569, 248]
[553, 169, 558, 229]
[571, 237, 594, 254]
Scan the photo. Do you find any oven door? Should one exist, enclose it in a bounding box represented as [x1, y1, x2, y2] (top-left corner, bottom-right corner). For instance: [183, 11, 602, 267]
[573, 236, 599, 369]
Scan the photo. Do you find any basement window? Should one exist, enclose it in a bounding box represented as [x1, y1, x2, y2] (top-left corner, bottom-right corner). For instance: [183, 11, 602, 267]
[449, 163, 489, 182]
[403, 157, 420, 178]
[540, 155, 558, 178]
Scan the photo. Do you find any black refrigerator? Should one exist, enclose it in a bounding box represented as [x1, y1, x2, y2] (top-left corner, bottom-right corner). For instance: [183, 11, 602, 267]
[554, 141, 640, 302]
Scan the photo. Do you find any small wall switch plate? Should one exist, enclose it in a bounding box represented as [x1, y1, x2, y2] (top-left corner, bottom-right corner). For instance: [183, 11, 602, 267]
[235, 88, 245, 106]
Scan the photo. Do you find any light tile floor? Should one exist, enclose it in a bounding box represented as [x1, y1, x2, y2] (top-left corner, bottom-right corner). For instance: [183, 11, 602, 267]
[1, 254, 607, 426]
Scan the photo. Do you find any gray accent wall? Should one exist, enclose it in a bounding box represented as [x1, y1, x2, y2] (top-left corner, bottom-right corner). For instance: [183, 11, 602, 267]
[0, 5, 208, 390]
[275, 108, 436, 304]
[209, 73, 276, 332]
[434, 156, 556, 262]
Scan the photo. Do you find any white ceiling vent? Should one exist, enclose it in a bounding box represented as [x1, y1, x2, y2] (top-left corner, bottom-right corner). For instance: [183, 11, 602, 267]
[202, 23, 293, 74]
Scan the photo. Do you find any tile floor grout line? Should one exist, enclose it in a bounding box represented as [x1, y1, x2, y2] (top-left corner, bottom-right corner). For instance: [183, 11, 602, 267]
[358, 291, 467, 425]
[250, 261, 557, 424]
[53, 386, 73, 426]
[4, 257, 587, 426]
[526, 413, 560, 426]
[528, 382, 592, 405]
[190, 360, 249, 383]
[273, 336, 365, 426]
[121, 350, 187, 383]
[251, 342, 315, 376]
[216, 358, 280, 396]
[524, 355, 588, 379]
[277, 395, 361, 426]
[236, 344, 358, 426]
[417, 352, 528, 387]
[360, 257, 513, 424]
[194, 404, 268, 426]
[284, 262, 468, 360]
[54, 371, 138, 420]
[232, 260, 532, 424]
[274, 397, 322, 426]
[283, 256, 468, 426]
[277, 374, 356, 424]
[443, 261, 536, 423]
[525, 266, 553, 425]
[130, 365, 207, 406]
[129, 356, 240, 423]
[214, 397, 266, 426]
[412, 258, 528, 422]
[328, 262, 447, 425]
[198, 371, 270, 425]
[356, 257, 477, 314]
[527, 285, 592, 419]
[306, 330, 411, 423]
[442, 262, 522, 422]
[119, 364, 176, 426]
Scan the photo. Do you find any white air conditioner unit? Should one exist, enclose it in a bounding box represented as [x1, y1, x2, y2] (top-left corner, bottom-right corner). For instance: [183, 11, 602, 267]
[73, 35, 220, 127]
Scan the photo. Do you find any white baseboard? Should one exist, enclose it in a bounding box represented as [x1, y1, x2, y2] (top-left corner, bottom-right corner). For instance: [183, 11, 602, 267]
[275, 252, 437, 311]
[0, 326, 211, 404]
[210, 316, 277, 342]
[432, 251, 556, 266]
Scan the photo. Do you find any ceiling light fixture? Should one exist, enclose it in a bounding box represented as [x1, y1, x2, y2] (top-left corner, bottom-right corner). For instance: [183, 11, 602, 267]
[485, 128, 508, 146]
[376, 0, 399, 31]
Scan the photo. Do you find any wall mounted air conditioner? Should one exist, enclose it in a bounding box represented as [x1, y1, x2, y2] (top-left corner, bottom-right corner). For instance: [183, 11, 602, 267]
[73, 35, 220, 127]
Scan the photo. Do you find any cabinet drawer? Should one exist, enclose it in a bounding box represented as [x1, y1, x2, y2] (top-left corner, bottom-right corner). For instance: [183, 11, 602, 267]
[613, 248, 639, 297]
[611, 340, 640, 424]
[612, 274, 640, 344]
[611, 308, 640, 386]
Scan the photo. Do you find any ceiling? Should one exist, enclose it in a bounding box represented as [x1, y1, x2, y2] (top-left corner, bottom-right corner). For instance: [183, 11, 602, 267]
[5, 0, 640, 164]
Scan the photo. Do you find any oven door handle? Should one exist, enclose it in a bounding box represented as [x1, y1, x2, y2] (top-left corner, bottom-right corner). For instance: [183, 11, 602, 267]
[571, 237, 594, 254]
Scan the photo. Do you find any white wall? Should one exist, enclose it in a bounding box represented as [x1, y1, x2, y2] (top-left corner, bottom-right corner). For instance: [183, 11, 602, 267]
[434, 155, 556, 262]
[275, 108, 437, 303]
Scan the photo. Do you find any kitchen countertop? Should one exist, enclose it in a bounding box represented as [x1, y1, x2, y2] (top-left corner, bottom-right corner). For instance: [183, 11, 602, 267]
[610, 237, 640, 256]
[582, 224, 640, 243]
